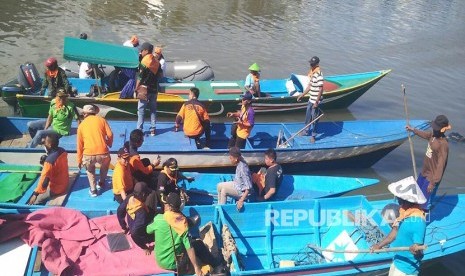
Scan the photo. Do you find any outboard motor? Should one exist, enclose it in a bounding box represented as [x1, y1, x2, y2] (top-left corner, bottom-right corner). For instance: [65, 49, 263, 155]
[17, 63, 42, 94]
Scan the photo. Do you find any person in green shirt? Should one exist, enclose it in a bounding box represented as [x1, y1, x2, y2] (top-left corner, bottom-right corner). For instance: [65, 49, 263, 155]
[27, 89, 80, 148]
[146, 192, 203, 275]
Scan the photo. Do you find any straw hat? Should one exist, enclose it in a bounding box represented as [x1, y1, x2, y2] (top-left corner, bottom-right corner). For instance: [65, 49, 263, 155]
[248, 63, 260, 72]
[388, 176, 426, 204]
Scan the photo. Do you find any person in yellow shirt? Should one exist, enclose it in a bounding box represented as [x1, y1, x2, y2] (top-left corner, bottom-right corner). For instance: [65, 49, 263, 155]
[227, 92, 255, 149]
[175, 88, 211, 149]
[77, 104, 113, 197]
[112, 147, 135, 203]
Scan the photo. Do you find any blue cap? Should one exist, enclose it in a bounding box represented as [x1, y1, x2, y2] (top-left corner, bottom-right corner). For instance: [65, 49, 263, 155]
[241, 92, 253, 100]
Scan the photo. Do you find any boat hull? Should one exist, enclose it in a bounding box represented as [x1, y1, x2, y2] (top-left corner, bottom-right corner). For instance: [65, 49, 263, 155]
[0, 117, 429, 172]
[14, 70, 391, 118]
[2, 194, 464, 276]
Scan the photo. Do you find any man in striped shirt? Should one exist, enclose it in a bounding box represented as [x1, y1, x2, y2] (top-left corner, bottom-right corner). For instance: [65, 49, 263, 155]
[297, 56, 324, 143]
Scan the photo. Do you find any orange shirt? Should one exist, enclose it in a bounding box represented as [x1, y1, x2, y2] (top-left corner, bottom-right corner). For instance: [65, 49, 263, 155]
[35, 148, 69, 195]
[236, 105, 255, 139]
[175, 100, 209, 137]
[129, 154, 154, 176]
[112, 161, 135, 195]
[77, 115, 113, 163]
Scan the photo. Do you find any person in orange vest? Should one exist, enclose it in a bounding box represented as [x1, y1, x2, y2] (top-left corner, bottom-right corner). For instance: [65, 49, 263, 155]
[117, 181, 157, 255]
[227, 92, 255, 149]
[27, 133, 69, 205]
[136, 42, 161, 136]
[175, 87, 211, 149]
[112, 147, 135, 203]
[77, 104, 113, 197]
[125, 129, 161, 189]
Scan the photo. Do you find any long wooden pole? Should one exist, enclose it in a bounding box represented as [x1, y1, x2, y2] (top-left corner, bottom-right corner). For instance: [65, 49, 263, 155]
[308, 244, 427, 254]
[402, 84, 418, 178]
[278, 113, 324, 148]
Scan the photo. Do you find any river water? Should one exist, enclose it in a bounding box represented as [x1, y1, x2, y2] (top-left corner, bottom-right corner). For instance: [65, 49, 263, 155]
[1, 0, 464, 274]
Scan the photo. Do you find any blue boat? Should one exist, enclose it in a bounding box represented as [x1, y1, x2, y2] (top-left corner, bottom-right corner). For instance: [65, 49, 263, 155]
[2, 194, 464, 275]
[0, 165, 379, 210]
[0, 117, 429, 172]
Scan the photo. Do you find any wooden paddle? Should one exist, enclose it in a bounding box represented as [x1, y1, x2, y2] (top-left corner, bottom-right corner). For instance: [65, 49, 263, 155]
[308, 244, 427, 254]
[402, 84, 418, 177]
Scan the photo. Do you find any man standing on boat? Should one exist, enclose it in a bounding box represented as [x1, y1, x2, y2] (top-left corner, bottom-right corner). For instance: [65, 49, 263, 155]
[227, 92, 255, 149]
[175, 87, 211, 149]
[27, 89, 80, 148]
[371, 176, 427, 276]
[39, 57, 70, 98]
[27, 133, 69, 205]
[136, 42, 161, 136]
[297, 56, 324, 143]
[406, 115, 451, 211]
[77, 104, 113, 197]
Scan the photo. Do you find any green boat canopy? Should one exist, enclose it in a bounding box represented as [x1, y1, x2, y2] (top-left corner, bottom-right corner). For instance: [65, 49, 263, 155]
[63, 37, 139, 68]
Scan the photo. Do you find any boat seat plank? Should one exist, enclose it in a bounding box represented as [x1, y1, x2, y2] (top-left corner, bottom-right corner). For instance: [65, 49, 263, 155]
[47, 171, 79, 206]
[214, 89, 243, 95]
[210, 83, 240, 87]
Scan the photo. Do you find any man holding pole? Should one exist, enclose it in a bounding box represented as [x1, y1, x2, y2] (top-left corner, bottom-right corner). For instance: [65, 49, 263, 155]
[371, 176, 427, 276]
[297, 56, 324, 143]
[406, 115, 450, 211]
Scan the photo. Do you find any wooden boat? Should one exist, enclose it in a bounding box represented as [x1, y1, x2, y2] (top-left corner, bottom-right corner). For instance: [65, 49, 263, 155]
[0, 117, 430, 172]
[0, 36, 214, 110]
[0, 165, 379, 210]
[14, 69, 391, 118]
[3, 36, 390, 118]
[2, 194, 464, 275]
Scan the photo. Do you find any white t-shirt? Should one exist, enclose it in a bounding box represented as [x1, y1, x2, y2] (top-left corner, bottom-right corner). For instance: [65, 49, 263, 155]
[159, 58, 166, 73]
[79, 62, 91, 79]
[123, 40, 133, 47]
